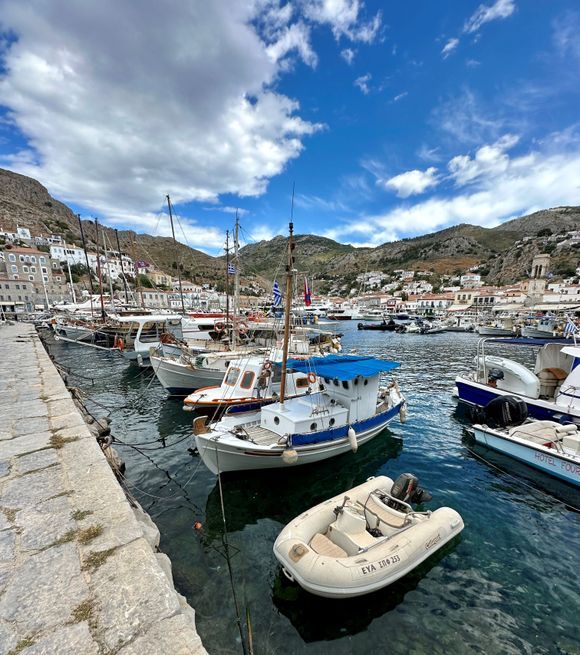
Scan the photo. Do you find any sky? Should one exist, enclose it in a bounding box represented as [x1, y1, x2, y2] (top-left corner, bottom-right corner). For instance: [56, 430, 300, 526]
[1, 0, 580, 255]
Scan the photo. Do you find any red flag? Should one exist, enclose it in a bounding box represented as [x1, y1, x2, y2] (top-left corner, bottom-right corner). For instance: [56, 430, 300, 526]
[304, 277, 312, 306]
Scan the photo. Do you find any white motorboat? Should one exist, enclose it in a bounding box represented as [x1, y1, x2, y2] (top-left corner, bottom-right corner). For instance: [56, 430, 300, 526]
[477, 316, 515, 337]
[273, 474, 464, 598]
[471, 396, 580, 486]
[110, 314, 183, 365]
[455, 338, 580, 423]
[193, 354, 406, 473]
[521, 316, 561, 339]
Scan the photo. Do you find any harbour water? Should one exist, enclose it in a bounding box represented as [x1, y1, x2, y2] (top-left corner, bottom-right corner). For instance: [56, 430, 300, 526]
[45, 325, 579, 655]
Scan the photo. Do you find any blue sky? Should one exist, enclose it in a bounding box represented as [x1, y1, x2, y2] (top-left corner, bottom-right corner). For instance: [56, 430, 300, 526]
[0, 0, 579, 254]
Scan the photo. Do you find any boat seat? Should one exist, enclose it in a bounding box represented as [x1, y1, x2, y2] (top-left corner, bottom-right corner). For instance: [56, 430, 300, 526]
[364, 494, 408, 530]
[309, 533, 347, 558]
[562, 434, 580, 454]
[509, 421, 564, 445]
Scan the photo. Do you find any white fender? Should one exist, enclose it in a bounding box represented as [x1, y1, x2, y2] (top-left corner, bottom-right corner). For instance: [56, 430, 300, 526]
[400, 403, 408, 423]
[347, 427, 358, 453]
[282, 449, 298, 465]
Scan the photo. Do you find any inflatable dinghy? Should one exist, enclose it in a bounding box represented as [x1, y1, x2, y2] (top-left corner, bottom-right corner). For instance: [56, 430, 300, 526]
[273, 474, 464, 598]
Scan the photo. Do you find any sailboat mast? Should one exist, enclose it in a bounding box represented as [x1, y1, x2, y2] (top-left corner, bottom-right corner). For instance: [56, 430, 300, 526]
[115, 228, 130, 304]
[94, 219, 106, 319]
[225, 230, 230, 327]
[102, 229, 115, 308]
[232, 212, 240, 349]
[65, 256, 77, 304]
[279, 217, 295, 406]
[166, 194, 186, 315]
[78, 214, 95, 317]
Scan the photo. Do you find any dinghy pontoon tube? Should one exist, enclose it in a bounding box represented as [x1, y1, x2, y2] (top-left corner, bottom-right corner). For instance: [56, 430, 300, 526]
[273, 475, 464, 598]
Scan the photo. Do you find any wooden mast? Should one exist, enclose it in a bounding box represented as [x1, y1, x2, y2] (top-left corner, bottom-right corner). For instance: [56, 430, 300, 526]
[78, 214, 95, 317]
[279, 209, 295, 406]
[115, 228, 130, 304]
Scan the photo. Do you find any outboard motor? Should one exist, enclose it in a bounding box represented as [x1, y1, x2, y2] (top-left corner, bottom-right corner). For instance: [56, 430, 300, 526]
[387, 473, 432, 511]
[472, 395, 528, 428]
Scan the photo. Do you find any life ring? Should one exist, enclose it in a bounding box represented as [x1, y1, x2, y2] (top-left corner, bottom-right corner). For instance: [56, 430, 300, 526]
[215, 321, 226, 333]
[238, 322, 248, 335]
[307, 372, 316, 384]
[114, 336, 125, 351]
[263, 361, 272, 370]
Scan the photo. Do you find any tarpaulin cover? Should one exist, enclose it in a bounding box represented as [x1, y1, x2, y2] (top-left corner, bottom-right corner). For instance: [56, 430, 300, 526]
[279, 354, 400, 381]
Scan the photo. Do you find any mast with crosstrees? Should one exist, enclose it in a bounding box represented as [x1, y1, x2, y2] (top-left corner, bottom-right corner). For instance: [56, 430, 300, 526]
[279, 217, 295, 406]
[166, 194, 186, 315]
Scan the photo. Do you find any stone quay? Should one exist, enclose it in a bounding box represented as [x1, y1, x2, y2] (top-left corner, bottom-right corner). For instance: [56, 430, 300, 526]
[0, 323, 207, 655]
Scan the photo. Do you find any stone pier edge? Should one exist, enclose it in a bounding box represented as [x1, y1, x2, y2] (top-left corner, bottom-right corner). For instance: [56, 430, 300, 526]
[0, 323, 208, 655]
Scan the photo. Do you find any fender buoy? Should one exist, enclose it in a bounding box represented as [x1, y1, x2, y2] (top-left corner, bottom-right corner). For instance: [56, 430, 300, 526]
[307, 372, 316, 384]
[114, 336, 125, 351]
[282, 449, 298, 465]
[347, 426, 358, 453]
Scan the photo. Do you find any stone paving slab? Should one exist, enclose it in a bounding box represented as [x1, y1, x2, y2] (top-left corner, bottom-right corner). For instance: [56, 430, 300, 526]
[0, 324, 208, 655]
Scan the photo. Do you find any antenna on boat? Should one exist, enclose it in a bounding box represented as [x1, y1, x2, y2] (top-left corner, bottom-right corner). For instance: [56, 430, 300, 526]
[166, 194, 186, 315]
[279, 184, 296, 407]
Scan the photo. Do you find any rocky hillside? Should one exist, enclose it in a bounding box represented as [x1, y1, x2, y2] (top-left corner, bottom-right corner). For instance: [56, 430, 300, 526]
[1, 166, 579, 291]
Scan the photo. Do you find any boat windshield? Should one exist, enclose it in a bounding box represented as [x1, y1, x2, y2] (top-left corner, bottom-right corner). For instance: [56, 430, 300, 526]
[224, 367, 240, 386]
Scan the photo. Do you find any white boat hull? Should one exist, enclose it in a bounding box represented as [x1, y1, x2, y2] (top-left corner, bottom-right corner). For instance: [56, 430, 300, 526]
[274, 477, 464, 598]
[471, 425, 580, 486]
[194, 404, 403, 474]
[477, 327, 513, 336]
[151, 355, 224, 394]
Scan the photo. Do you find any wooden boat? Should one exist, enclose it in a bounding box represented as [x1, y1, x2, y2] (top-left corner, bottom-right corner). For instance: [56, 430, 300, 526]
[273, 474, 464, 598]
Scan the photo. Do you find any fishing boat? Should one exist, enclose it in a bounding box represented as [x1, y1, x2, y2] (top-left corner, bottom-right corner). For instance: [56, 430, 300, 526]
[183, 354, 316, 416]
[273, 474, 464, 598]
[111, 314, 183, 365]
[357, 319, 396, 331]
[521, 315, 561, 339]
[470, 396, 580, 486]
[477, 316, 515, 336]
[455, 337, 580, 423]
[193, 222, 407, 474]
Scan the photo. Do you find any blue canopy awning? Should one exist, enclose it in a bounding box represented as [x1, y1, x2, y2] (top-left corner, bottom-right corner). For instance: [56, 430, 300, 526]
[279, 354, 400, 381]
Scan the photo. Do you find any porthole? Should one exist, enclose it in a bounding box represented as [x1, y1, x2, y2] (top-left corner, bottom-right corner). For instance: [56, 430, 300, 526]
[329, 418, 335, 426]
[353, 378, 359, 386]
[310, 422, 317, 431]
[364, 379, 368, 386]
[333, 379, 339, 386]
[274, 417, 280, 425]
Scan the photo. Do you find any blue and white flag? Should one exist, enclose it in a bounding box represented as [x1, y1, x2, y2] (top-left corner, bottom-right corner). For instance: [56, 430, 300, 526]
[227, 263, 236, 275]
[564, 317, 577, 338]
[272, 280, 282, 307]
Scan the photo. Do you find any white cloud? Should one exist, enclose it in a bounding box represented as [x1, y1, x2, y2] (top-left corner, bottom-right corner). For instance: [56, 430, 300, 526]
[354, 73, 372, 94]
[304, 0, 382, 43]
[333, 130, 580, 246]
[341, 47, 356, 64]
[552, 11, 580, 61]
[464, 0, 516, 34]
[0, 0, 327, 249]
[383, 167, 439, 198]
[441, 37, 460, 59]
[393, 91, 408, 102]
[448, 134, 520, 186]
[466, 58, 481, 67]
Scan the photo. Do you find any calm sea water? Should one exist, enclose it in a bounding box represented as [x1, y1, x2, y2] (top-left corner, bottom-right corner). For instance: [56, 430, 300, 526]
[44, 325, 580, 655]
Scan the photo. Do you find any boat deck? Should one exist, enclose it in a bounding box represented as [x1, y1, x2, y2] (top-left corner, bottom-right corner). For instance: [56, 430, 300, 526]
[243, 424, 281, 446]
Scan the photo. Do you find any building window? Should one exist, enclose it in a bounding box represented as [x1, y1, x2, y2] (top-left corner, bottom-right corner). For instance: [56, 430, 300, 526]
[15, 284, 20, 290]
[28, 276, 34, 282]
[40, 256, 46, 264]
[22, 284, 27, 290]
[23, 266, 29, 273]
[43, 276, 48, 282]
[30, 256, 36, 263]
[8, 254, 15, 262]
[11, 265, 17, 273]
[19, 255, 24, 262]
[30, 266, 36, 273]
[41, 267, 47, 274]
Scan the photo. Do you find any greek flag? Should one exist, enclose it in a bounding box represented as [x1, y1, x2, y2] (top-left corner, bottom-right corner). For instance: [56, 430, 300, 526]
[227, 263, 236, 275]
[564, 317, 577, 338]
[272, 280, 282, 307]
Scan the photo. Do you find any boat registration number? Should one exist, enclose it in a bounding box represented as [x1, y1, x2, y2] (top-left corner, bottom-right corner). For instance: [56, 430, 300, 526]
[357, 554, 401, 577]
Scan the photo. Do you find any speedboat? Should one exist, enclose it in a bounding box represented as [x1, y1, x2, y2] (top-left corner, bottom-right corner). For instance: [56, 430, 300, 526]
[455, 337, 580, 424]
[357, 319, 396, 331]
[470, 396, 580, 486]
[273, 474, 464, 598]
[193, 354, 407, 474]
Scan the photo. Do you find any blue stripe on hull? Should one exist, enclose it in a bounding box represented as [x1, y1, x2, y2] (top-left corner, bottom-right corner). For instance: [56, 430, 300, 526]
[456, 381, 563, 421]
[290, 403, 401, 446]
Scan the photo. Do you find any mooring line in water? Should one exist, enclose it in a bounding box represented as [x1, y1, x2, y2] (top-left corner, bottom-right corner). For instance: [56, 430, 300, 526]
[214, 446, 253, 655]
[464, 445, 580, 513]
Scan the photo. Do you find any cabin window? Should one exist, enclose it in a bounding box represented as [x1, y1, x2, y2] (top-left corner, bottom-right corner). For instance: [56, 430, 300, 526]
[224, 367, 240, 386]
[329, 418, 335, 426]
[363, 379, 368, 386]
[296, 377, 309, 388]
[140, 321, 162, 342]
[240, 371, 255, 390]
[342, 381, 349, 390]
[274, 417, 280, 425]
[353, 378, 359, 385]
[310, 422, 317, 431]
[333, 379, 339, 386]
[324, 377, 331, 384]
